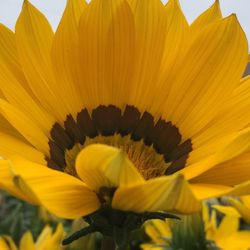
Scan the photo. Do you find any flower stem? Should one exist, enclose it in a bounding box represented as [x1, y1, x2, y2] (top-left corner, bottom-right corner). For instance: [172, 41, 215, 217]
[101, 237, 116, 250]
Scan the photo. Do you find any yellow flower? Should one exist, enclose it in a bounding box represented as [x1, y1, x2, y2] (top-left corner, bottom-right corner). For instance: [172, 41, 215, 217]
[230, 196, 250, 224]
[142, 220, 172, 250]
[204, 206, 250, 250]
[0, 224, 64, 250]
[0, 0, 249, 238]
[143, 205, 250, 250]
[213, 195, 250, 224]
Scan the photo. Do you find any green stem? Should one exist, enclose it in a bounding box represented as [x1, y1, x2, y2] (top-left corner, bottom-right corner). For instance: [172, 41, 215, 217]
[101, 237, 116, 250]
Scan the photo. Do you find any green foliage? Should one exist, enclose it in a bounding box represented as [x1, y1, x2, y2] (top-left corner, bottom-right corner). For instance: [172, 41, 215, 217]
[170, 214, 220, 250]
[0, 191, 45, 242]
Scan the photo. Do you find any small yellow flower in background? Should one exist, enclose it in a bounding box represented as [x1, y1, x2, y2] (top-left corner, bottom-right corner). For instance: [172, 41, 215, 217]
[213, 195, 250, 224]
[142, 220, 172, 250]
[204, 206, 250, 250]
[142, 205, 250, 250]
[0, 0, 249, 247]
[0, 224, 64, 250]
[230, 196, 250, 224]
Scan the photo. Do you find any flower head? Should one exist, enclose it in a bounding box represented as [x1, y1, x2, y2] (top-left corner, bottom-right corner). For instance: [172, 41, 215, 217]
[0, 224, 64, 250]
[142, 205, 250, 250]
[0, 0, 249, 245]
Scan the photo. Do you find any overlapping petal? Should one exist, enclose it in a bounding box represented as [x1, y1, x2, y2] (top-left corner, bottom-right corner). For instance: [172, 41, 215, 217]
[76, 144, 144, 191]
[0, 157, 100, 219]
[112, 174, 201, 213]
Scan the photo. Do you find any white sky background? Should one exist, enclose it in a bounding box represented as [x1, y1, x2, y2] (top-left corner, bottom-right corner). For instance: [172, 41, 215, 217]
[0, 0, 249, 44]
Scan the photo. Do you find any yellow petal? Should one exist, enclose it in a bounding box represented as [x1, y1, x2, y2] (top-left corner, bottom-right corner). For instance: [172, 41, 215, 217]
[215, 231, 250, 250]
[0, 132, 45, 164]
[0, 156, 100, 219]
[15, 1, 67, 121]
[76, 144, 144, 191]
[151, 0, 190, 116]
[191, 0, 222, 33]
[0, 237, 17, 250]
[163, 15, 248, 138]
[0, 113, 24, 141]
[229, 181, 250, 196]
[112, 174, 201, 214]
[51, 0, 86, 117]
[189, 183, 232, 200]
[0, 24, 31, 96]
[145, 219, 171, 245]
[141, 244, 162, 250]
[36, 225, 53, 249]
[0, 237, 11, 250]
[79, 0, 135, 109]
[40, 224, 64, 250]
[127, 0, 168, 110]
[20, 232, 35, 250]
[212, 205, 241, 218]
[0, 99, 49, 154]
[0, 24, 54, 132]
[229, 198, 250, 224]
[216, 215, 239, 237]
[0, 160, 36, 203]
[241, 195, 250, 208]
[191, 151, 250, 186]
[188, 76, 250, 165]
[182, 128, 250, 180]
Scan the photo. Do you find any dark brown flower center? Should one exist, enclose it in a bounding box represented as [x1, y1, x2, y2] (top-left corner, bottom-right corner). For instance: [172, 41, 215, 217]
[46, 105, 192, 179]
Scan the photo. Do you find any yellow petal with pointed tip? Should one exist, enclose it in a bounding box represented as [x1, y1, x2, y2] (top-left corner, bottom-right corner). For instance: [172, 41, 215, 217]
[40, 224, 64, 250]
[20, 232, 35, 250]
[16, 0, 67, 121]
[191, 0, 222, 33]
[112, 174, 201, 214]
[0, 24, 54, 133]
[51, 0, 86, 117]
[36, 225, 53, 249]
[0, 156, 100, 219]
[164, 15, 248, 138]
[229, 198, 250, 224]
[152, 0, 189, 115]
[0, 24, 31, 96]
[76, 144, 144, 191]
[79, 0, 135, 109]
[126, 0, 167, 110]
[212, 205, 241, 218]
[217, 215, 239, 238]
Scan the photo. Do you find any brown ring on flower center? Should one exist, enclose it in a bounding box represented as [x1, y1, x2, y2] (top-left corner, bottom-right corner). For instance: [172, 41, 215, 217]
[46, 105, 192, 178]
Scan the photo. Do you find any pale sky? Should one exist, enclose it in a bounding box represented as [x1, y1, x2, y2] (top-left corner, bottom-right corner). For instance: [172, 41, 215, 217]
[0, 0, 249, 44]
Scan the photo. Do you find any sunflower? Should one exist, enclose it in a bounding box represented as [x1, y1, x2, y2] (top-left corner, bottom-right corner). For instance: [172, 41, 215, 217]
[0, 0, 250, 246]
[0, 224, 64, 250]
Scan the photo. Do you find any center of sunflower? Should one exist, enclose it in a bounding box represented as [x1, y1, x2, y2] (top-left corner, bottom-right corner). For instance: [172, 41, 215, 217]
[46, 105, 192, 179]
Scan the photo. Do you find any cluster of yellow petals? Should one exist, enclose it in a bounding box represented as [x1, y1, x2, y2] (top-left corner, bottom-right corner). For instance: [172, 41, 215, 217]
[0, 0, 249, 221]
